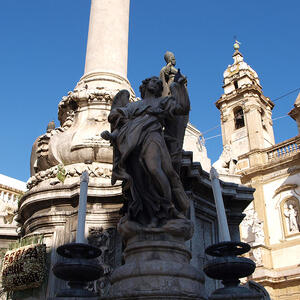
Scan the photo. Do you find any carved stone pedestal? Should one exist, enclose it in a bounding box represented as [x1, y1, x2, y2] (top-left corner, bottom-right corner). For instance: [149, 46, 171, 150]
[106, 218, 206, 300]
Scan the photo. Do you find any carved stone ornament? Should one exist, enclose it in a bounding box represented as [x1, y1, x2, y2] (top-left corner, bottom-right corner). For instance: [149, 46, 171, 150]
[213, 144, 238, 175]
[87, 227, 118, 297]
[27, 162, 112, 189]
[241, 204, 265, 246]
[29, 84, 136, 186]
[0, 194, 18, 224]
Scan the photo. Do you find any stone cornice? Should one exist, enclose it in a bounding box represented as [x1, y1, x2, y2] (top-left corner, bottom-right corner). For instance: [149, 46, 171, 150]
[238, 155, 299, 183]
[273, 184, 298, 198]
[215, 85, 274, 110]
[0, 184, 24, 194]
[181, 151, 255, 212]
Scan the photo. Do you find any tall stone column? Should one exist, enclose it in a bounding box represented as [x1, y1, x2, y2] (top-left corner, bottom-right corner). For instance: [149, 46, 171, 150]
[76, 0, 133, 94]
[84, 0, 130, 78]
[18, 1, 134, 299]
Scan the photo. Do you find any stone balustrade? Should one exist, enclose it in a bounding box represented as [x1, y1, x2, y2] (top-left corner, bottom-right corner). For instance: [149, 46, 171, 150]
[267, 136, 300, 162]
[0, 190, 18, 204]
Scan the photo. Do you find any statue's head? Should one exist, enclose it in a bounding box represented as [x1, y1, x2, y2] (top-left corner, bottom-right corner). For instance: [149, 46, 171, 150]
[164, 51, 176, 66]
[139, 76, 163, 99]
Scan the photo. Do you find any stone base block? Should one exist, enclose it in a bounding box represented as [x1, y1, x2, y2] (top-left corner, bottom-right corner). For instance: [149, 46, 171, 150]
[107, 218, 207, 300]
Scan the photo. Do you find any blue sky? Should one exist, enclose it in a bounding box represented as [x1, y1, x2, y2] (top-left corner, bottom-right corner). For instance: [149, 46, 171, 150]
[0, 0, 299, 182]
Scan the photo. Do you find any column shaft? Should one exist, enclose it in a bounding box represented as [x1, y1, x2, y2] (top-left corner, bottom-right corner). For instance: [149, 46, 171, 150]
[84, 0, 130, 78]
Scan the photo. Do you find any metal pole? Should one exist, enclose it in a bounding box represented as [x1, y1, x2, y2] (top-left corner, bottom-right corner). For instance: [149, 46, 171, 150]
[210, 167, 231, 242]
[76, 170, 89, 244]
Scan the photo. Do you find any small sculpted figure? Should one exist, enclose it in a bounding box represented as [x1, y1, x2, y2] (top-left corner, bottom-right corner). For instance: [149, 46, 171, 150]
[160, 51, 181, 97]
[213, 144, 238, 175]
[102, 72, 190, 227]
[284, 203, 299, 233]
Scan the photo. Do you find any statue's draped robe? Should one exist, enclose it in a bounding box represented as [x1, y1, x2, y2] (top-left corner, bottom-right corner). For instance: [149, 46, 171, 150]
[109, 82, 189, 225]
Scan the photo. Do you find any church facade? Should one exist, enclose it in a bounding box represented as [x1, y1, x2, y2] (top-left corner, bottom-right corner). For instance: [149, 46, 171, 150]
[215, 43, 300, 300]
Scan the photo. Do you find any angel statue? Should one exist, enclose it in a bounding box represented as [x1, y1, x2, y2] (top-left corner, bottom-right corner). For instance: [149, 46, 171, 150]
[101, 71, 190, 228]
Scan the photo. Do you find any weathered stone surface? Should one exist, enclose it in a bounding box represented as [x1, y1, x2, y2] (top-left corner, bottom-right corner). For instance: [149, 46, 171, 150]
[107, 218, 206, 300]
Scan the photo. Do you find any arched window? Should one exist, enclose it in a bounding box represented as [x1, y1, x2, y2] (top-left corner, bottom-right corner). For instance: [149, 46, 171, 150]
[234, 107, 245, 129]
[234, 80, 239, 89]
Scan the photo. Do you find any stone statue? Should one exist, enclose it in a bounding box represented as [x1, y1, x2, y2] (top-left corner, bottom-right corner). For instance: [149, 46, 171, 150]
[160, 51, 180, 97]
[0, 194, 18, 224]
[213, 143, 238, 175]
[252, 213, 265, 245]
[102, 72, 190, 227]
[240, 204, 265, 245]
[284, 203, 299, 233]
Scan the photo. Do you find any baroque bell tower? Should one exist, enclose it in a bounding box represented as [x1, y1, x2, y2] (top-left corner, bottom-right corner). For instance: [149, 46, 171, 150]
[215, 42, 275, 167]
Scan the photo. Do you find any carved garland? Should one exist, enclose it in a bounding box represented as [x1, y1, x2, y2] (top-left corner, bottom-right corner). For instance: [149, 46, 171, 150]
[27, 163, 113, 189]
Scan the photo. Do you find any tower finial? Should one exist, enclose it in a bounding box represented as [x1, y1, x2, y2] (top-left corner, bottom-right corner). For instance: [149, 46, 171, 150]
[233, 39, 241, 51]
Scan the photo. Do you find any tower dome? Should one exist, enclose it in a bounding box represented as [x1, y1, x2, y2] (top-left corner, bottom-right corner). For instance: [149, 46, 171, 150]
[223, 42, 261, 95]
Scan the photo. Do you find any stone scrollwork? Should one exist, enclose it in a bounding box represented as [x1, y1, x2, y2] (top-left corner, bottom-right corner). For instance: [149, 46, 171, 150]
[58, 85, 123, 125]
[87, 227, 118, 297]
[29, 85, 129, 182]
